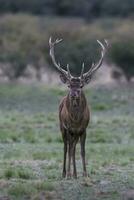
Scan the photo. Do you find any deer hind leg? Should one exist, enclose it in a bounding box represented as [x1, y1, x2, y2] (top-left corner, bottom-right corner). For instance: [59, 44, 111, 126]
[80, 131, 88, 177]
[72, 137, 79, 178]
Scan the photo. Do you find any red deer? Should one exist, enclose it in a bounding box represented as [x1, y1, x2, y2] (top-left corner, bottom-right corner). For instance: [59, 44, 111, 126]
[49, 37, 108, 178]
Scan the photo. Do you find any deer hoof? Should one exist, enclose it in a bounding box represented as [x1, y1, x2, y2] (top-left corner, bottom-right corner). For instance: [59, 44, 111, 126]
[67, 172, 72, 179]
[73, 174, 77, 179]
[62, 172, 66, 178]
[83, 172, 89, 177]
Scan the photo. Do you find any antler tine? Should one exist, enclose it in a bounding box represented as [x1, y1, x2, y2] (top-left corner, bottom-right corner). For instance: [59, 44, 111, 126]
[49, 37, 68, 77]
[90, 39, 108, 73]
[49, 37, 62, 47]
[104, 39, 109, 47]
[82, 62, 94, 78]
[83, 39, 108, 78]
[80, 62, 85, 78]
[67, 64, 72, 78]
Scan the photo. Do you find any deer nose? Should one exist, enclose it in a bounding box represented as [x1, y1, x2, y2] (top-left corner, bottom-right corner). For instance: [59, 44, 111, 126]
[71, 91, 79, 98]
[70, 91, 76, 98]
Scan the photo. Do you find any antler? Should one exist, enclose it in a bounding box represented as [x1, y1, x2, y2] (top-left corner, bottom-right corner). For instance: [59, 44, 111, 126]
[83, 39, 108, 79]
[49, 37, 108, 84]
[80, 63, 85, 79]
[49, 37, 71, 79]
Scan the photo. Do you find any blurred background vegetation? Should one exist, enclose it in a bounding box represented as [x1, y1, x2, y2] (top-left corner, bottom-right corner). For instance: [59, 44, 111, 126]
[0, 0, 134, 82]
[0, 2, 134, 199]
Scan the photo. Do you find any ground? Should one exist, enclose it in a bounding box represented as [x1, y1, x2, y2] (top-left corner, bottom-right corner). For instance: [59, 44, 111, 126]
[0, 83, 133, 200]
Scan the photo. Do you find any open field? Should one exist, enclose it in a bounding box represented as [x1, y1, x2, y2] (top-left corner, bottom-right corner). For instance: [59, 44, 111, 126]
[0, 83, 133, 199]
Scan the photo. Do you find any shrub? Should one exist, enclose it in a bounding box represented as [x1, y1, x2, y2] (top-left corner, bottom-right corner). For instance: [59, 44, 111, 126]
[110, 40, 134, 81]
[108, 20, 134, 81]
[0, 14, 47, 80]
[0, 15, 134, 81]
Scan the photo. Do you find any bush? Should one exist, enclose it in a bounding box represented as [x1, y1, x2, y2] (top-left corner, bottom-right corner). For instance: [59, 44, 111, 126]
[0, 14, 47, 79]
[108, 20, 134, 81]
[110, 40, 134, 81]
[0, 14, 107, 80]
[0, 15, 134, 81]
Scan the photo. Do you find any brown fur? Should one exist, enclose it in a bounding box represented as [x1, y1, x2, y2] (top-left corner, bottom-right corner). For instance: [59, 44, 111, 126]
[59, 90, 90, 178]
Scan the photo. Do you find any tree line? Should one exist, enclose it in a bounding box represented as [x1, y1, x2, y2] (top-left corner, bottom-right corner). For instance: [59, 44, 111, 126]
[0, 0, 134, 20]
[0, 15, 134, 82]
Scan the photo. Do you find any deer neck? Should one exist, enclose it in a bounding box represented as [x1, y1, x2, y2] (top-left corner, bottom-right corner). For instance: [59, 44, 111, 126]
[66, 91, 86, 121]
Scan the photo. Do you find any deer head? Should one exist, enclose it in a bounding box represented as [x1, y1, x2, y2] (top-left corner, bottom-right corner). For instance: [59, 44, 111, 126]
[49, 37, 108, 105]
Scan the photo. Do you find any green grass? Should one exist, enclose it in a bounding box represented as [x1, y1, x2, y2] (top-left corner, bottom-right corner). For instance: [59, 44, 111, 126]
[0, 83, 133, 199]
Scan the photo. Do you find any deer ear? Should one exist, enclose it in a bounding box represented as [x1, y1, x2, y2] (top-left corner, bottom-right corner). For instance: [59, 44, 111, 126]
[59, 74, 68, 84]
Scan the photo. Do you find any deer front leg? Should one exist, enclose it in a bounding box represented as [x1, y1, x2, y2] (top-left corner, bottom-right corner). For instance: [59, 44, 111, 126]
[62, 141, 67, 178]
[80, 132, 88, 177]
[67, 133, 74, 178]
[72, 137, 79, 178]
[62, 130, 68, 178]
[67, 141, 72, 178]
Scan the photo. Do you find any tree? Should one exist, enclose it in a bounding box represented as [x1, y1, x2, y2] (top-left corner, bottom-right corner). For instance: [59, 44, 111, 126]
[110, 40, 134, 81]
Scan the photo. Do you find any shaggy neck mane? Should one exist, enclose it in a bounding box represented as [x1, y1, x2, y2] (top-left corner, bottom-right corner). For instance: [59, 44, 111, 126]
[66, 91, 87, 122]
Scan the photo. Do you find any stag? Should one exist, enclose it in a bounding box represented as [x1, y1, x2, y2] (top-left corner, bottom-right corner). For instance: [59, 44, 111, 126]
[49, 37, 108, 178]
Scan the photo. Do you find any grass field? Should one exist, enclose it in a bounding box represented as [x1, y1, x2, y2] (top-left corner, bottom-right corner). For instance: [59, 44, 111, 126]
[0, 83, 133, 200]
